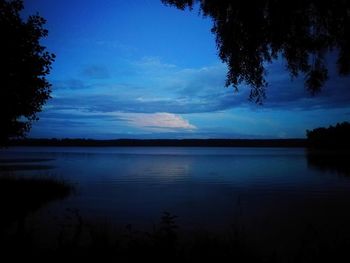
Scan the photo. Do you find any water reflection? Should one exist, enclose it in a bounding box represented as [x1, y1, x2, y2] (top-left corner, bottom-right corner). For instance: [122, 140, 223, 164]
[0, 158, 54, 172]
[2, 147, 350, 230]
[0, 158, 55, 163]
[306, 150, 350, 176]
[0, 158, 68, 228]
[1, 147, 350, 259]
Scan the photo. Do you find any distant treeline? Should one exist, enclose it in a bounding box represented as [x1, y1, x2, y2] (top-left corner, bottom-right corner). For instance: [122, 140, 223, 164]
[9, 138, 307, 147]
[7, 122, 350, 148]
[307, 122, 350, 149]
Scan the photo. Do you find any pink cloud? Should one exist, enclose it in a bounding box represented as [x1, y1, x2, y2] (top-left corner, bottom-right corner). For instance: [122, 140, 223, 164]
[119, 112, 196, 130]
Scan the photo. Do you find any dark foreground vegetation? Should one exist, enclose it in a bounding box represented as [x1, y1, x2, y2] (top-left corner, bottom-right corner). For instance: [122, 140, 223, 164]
[307, 122, 350, 149]
[10, 138, 307, 147]
[0, 0, 54, 145]
[0, 175, 72, 226]
[2, 209, 350, 263]
[305, 122, 350, 176]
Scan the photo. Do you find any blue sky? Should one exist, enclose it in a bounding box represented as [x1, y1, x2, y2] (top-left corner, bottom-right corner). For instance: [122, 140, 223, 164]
[23, 0, 350, 139]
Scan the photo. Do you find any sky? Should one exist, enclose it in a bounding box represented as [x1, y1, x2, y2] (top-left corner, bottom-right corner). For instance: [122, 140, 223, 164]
[23, 0, 350, 139]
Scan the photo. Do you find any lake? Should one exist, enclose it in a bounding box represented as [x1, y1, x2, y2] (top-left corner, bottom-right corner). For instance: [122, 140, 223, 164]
[1, 146, 350, 254]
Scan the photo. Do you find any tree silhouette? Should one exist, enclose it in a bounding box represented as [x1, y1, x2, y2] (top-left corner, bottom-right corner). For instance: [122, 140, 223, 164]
[0, 0, 54, 145]
[307, 122, 350, 148]
[162, 0, 350, 103]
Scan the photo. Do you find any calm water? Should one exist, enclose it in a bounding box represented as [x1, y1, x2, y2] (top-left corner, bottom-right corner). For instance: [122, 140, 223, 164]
[1, 146, 350, 248]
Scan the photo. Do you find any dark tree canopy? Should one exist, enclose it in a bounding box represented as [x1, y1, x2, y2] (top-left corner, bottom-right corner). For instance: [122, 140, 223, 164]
[307, 122, 350, 149]
[162, 0, 350, 103]
[0, 0, 54, 145]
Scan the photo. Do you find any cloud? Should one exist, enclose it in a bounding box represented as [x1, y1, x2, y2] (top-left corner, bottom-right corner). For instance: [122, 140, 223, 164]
[47, 56, 350, 123]
[47, 62, 245, 114]
[38, 108, 123, 122]
[262, 74, 350, 110]
[46, 93, 242, 114]
[130, 57, 350, 112]
[116, 112, 196, 130]
[35, 108, 196, 136]
[82, 65, 110, 79]
[52, 79, 88, 90]
[132, 56, 177, 70]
